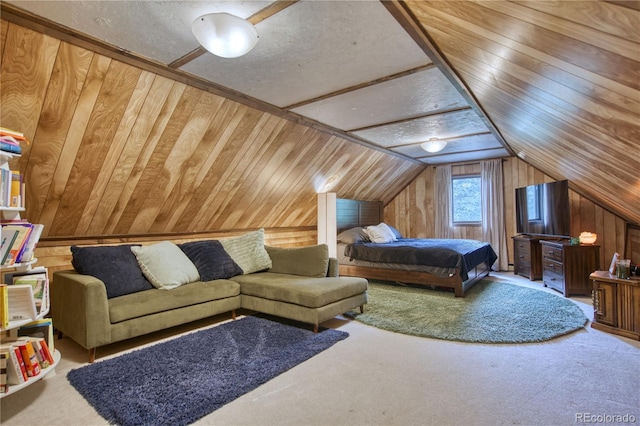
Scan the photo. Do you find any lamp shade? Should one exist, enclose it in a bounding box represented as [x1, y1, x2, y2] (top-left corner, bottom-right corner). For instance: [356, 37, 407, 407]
[579, 232, 597, 245]
[192, 13, 258, 58]
[420, 139, 447, 153]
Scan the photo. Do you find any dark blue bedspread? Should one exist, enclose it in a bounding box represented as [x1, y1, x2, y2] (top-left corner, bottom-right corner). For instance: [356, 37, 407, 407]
[344, 238, 497, 281]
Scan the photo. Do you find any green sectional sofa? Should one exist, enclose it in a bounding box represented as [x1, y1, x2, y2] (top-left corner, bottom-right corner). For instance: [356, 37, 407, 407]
[51, 231, 368, 362]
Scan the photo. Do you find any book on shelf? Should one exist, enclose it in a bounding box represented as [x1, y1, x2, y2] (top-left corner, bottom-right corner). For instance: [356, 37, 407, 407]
[0, 222, 43, 266]
[0, 168, 11, 208]
[8, 267, 49, 313]
[1, 224, 32, 266]
[0, 342, 28, 384]
[16, 318, 55, 353]
[17, 341, 40, 377]
[22, 337, 51, 369]
[6, 285, 37, 322]
[0, 284, 8, 329]
[0, 228, 20, 266]
[0, 127, 26, 141]
[19, 223, 44, 263]
[9, 170, 21, 208]
[0, 141, 21, 155]
[0, 350, 7, 393]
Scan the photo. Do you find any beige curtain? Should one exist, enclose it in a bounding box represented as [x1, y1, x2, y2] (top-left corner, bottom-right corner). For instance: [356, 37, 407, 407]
[435, 165, 452, 238]
[481, 159, 509, 271]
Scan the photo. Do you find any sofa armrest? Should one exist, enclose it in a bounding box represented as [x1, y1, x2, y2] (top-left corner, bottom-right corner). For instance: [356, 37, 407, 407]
[51, 270, 112, 350]
[327, 258, 339, 277]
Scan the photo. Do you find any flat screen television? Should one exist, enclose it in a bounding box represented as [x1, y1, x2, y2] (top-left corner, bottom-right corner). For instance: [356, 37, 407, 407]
[515, 179, 570, 238]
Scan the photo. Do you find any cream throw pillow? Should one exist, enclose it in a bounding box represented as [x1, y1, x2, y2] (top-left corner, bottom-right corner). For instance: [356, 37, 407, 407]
[131, 241, 200, 290]
[219, 228, 272, 274]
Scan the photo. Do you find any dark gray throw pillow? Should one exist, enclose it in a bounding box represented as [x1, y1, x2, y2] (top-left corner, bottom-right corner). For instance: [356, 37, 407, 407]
[70, 244, 154, 299]
[178, 240, 243, 281]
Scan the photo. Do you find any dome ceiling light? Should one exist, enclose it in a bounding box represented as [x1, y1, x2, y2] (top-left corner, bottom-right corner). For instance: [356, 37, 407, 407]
[192, 12, 259, 58]
[420, 138, 447, 153]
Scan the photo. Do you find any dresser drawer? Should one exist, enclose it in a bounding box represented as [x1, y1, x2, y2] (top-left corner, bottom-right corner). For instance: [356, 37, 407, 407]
[542, 245, 563, 262]
[514, 260, 531, 277]
[543, 268, 565, 292]
[514, 242, 531, 258]
[512, 236, 542, 281]
[542, 259, 563, 276]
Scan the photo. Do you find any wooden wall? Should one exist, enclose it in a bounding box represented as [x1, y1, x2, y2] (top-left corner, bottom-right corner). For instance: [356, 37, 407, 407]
[384, 157, 628, 271]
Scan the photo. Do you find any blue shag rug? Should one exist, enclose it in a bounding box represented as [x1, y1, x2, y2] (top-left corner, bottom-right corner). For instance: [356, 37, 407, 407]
[67, 316, 348, 426]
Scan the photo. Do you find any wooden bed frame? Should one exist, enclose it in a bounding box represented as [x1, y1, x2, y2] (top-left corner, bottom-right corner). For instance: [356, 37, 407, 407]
[336, 198, 491, 297]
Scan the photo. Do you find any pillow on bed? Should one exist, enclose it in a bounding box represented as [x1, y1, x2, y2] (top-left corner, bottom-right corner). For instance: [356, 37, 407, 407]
[386, 224, 403, 239]
[365, 223, 397, 243]
[337, 227, 370, 244]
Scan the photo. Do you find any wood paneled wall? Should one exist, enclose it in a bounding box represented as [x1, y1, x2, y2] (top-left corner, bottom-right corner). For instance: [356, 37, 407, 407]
[385, 157, 628, 271]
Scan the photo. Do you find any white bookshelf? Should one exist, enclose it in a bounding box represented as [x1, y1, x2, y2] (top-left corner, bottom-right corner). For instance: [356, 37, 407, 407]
[0, 348, 60, 398]
[2, 144, 59, 397]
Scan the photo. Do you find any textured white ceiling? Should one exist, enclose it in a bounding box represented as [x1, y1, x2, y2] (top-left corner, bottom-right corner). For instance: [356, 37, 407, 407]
[289, 67, 474, 131]
[181, 1, 430, 107]
[352, 109, 491, 147]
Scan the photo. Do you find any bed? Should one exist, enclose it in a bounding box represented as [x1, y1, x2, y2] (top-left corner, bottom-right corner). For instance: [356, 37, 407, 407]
[336, 199, 497, 297]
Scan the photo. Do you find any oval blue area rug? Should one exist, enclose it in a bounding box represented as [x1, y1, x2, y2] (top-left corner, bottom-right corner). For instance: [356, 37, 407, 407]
[67, 316, 348, 426]
[345, 280, 588, 343]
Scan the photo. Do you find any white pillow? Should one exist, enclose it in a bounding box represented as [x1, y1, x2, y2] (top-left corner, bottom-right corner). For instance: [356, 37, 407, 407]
[378, 223, 398, 241]
[365, 223, 396, 243]
[131, 241, 200, 290]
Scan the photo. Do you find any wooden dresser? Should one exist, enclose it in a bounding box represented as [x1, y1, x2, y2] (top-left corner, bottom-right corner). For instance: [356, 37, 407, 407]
[540, 240, 600, 297]
[590, 271, 640, 340]
[512, 235, 542, 280]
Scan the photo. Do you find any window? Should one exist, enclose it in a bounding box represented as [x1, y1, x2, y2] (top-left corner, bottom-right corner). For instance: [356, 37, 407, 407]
[452, 175, 482, 224]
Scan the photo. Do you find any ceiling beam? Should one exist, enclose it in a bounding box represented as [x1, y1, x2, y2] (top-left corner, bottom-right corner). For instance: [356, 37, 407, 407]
[283, 63, 437, 110]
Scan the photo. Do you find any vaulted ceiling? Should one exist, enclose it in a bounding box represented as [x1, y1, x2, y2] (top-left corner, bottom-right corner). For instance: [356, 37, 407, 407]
[2, 0, 639, 229]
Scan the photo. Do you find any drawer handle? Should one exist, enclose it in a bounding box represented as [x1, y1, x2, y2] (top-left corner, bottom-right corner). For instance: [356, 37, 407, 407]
[519, 255, 524, 259]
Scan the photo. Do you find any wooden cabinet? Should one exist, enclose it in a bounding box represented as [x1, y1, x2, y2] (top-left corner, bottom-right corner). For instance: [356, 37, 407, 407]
[512, 235, 542, 280]
[590, 271, 640, 340]
[540, 240, 599, 297]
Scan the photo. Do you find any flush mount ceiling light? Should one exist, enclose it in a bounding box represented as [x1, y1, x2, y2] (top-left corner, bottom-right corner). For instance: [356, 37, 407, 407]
[420, 138, 447, 153]
[192, 12, 259, 58]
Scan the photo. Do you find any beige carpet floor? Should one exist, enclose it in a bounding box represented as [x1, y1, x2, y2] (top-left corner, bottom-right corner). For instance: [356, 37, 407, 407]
[2, 272, 639, 425]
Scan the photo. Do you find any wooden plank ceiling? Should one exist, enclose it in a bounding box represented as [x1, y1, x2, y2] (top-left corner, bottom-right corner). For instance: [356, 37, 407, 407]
[1, 0, 639, 240]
